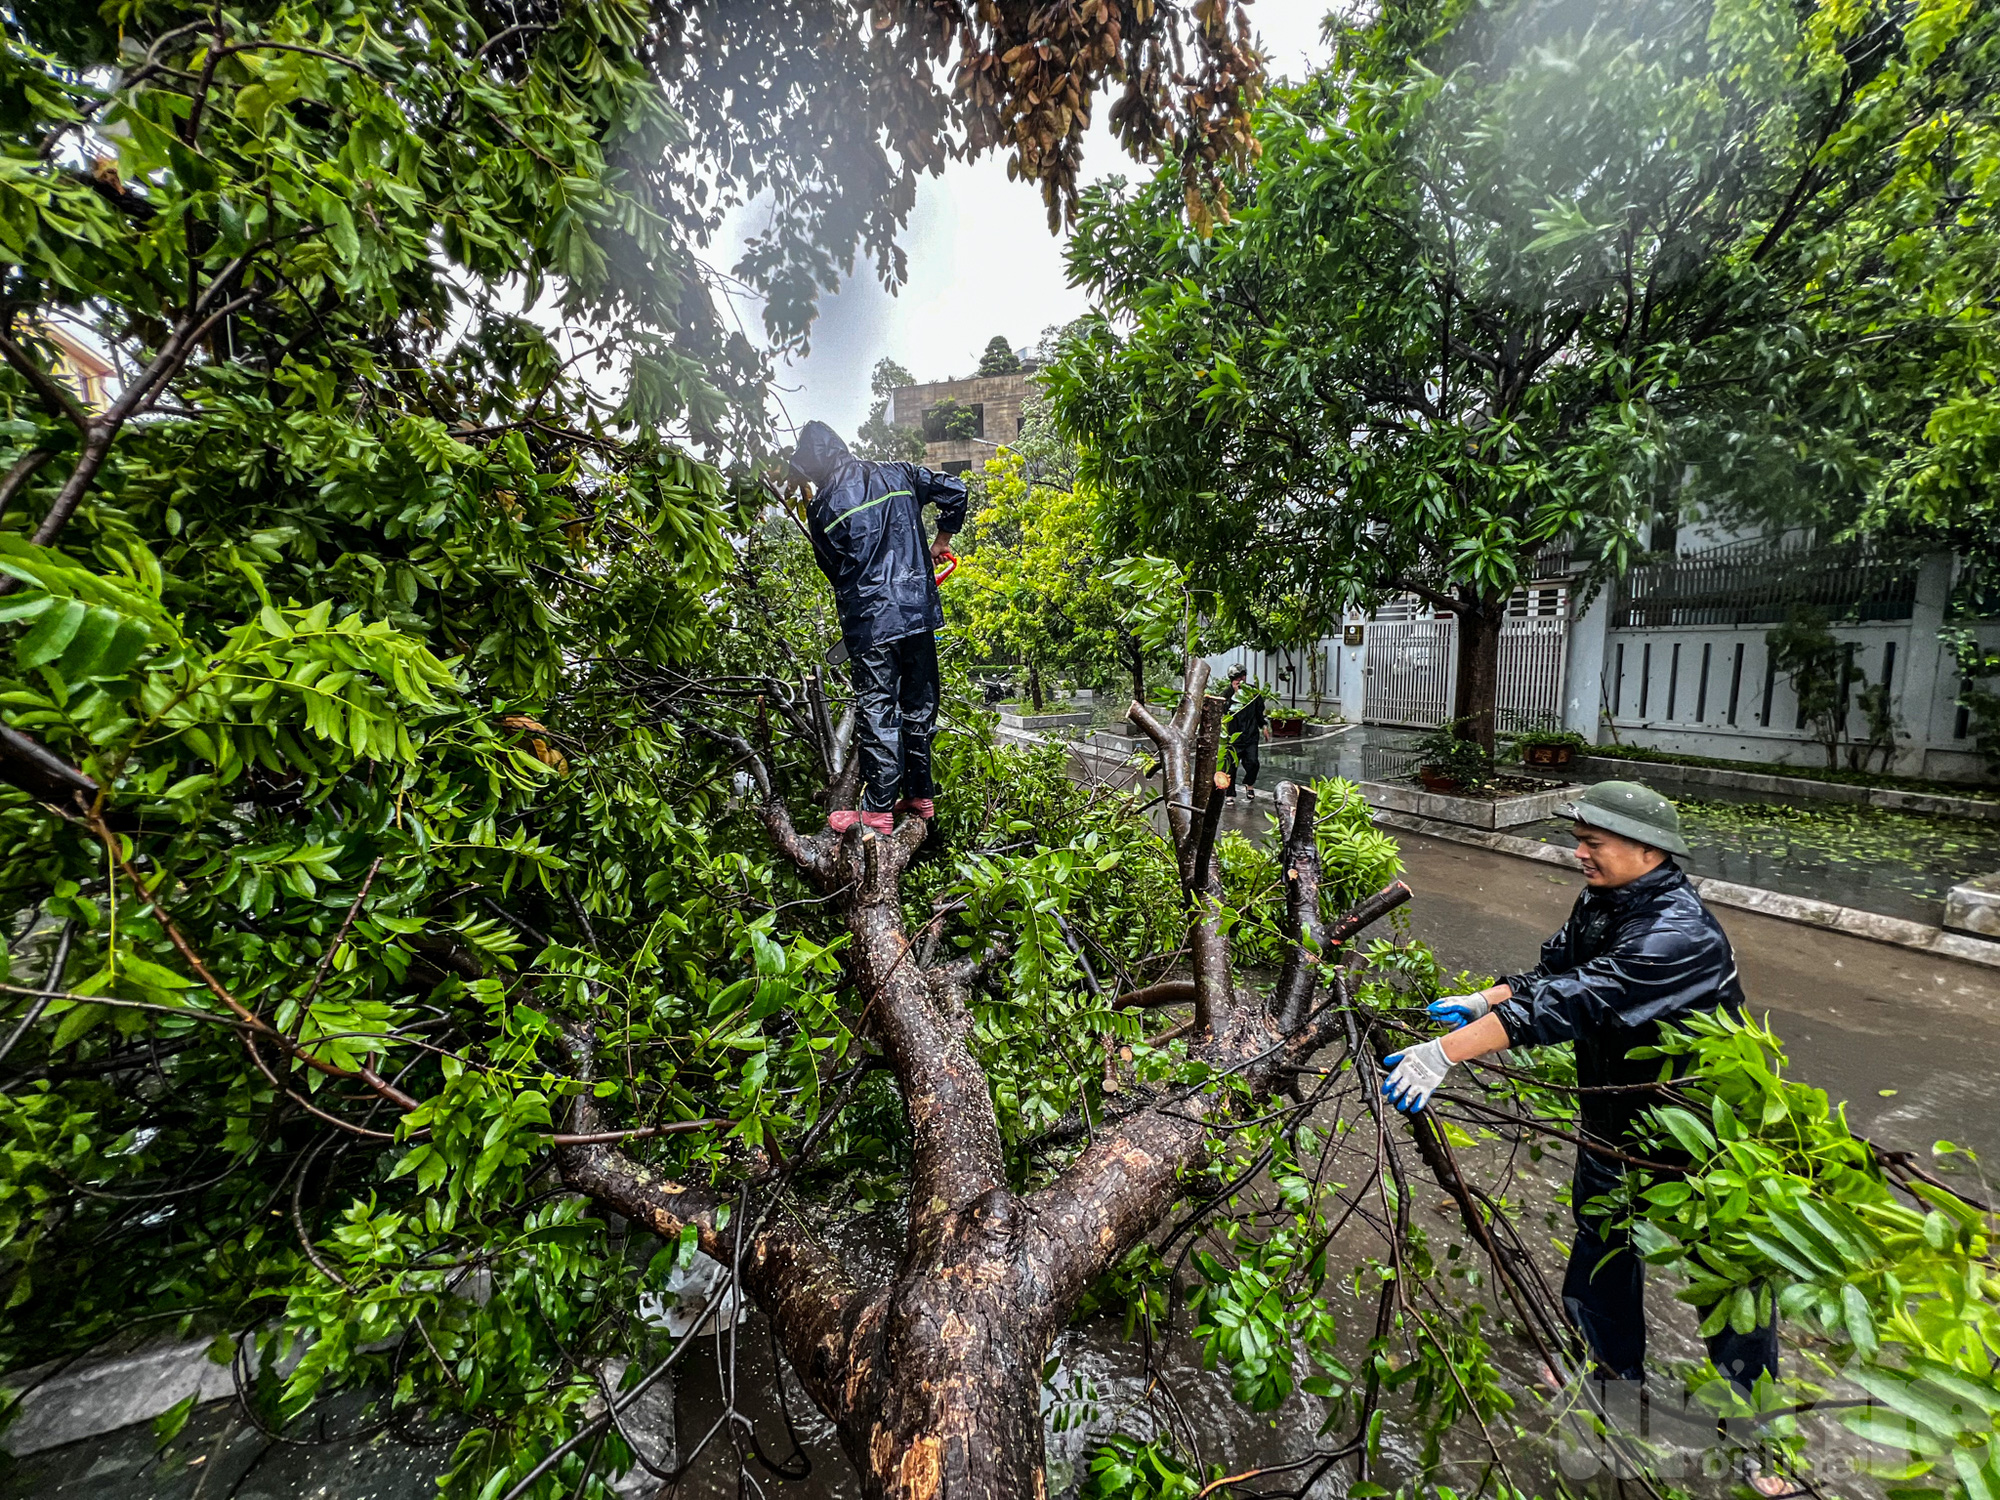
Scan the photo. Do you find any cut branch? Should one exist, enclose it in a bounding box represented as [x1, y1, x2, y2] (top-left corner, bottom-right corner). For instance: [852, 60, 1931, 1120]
[1270, 781, 1323, 1033]
[0, 722, 98, 808]
[1189, 769, 1229, 896]
[553, 1025, 859, 1418]
[0, 447, 53, 521]
[1112, 979, 1197, 1010]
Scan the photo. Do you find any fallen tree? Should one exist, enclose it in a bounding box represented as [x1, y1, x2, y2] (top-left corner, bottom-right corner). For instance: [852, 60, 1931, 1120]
[547, 656, 1413, 1496]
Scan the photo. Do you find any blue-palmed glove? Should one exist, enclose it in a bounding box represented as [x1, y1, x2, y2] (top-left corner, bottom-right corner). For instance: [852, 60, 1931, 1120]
[1381, 1039, 1453, 1115]
[1426, 992, 1492, 1029]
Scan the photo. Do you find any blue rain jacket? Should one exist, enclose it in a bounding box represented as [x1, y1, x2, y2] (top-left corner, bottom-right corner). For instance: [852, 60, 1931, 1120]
[1493, 862, 1744, 1151]
[789, 422, 968, 656]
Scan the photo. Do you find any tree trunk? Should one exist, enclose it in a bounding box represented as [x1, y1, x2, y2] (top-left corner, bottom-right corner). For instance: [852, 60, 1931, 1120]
[1452, 596, 1504, 754]
[1127, 635, 1145, 706]
[1029, 660, 1044, 711]
[843, 1206, 1058, 1498]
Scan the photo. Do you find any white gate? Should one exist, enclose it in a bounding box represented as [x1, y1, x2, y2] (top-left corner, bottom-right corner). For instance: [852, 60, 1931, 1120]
[1496, 616, 1568, 732]
[1361, 594, 1569, 730]
[1364, 617, 1457, 727]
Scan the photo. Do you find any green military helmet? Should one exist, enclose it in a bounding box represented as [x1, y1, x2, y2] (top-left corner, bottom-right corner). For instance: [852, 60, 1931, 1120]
[1559, 780, 1690, 856]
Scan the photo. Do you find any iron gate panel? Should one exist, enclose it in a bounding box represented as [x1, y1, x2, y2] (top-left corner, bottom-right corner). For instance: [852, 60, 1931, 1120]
[1364, 618, 1456, 727]
[1496, 616, 1568, 732]
[1361, 611, 1569, 730]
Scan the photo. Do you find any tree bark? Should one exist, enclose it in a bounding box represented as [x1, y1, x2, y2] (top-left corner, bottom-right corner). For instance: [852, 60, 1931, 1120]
[1452, 594, 1504, 754]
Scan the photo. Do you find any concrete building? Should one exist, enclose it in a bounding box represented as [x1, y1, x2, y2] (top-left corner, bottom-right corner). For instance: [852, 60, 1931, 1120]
[888, 366, 1040, 474]
[43, 322, 113, 410]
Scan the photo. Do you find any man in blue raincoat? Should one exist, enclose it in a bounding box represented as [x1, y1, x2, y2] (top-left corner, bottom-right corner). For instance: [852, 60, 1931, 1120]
[789, 421, 967, 834]
[1377, 782, 1782, 1434]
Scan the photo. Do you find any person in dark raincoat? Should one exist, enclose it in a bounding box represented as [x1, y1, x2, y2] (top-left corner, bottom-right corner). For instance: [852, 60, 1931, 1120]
[1377, 782, 1783, 1458]
[788, 421, 967, 833]
[1220, 663, 1268, 801]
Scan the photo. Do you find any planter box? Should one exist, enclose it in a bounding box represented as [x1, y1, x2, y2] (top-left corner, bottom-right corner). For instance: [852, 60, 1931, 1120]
[998, 709, 1094, 733]
[1517, 754, 2000, 821]
[1360, 777, 1577, 830]
[1946, 873, 2000, 940]
[1521, 743, 1578, 769]
[1085, 728, 1149, 758]
[1270, 718, 1306, 740]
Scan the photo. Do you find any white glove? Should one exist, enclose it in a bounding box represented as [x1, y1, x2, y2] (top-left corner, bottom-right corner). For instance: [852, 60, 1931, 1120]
[1381, 1039, 1453, 1114]
[1427, 992, 1492, 1028]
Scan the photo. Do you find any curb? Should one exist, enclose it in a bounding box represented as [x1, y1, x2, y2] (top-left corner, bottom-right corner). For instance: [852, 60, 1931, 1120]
[1369, 810, 2000, 972]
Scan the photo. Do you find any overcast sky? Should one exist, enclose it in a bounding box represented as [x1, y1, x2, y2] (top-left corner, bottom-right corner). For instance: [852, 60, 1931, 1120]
[711, 3, 1338, 446]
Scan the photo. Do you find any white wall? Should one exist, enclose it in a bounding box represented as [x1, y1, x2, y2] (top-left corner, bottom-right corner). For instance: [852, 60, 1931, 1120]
[1578, 550, 1998, 781]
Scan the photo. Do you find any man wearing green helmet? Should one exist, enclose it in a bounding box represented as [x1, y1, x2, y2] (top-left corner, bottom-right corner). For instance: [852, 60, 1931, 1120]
[1380, 782, 1781, 1427]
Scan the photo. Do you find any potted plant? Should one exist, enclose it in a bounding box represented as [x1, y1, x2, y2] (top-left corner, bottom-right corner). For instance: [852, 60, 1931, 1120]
[1270, 708, 1307, 740]
[1515, 726, 1588, 769]
[1410, 721, 1493, 794]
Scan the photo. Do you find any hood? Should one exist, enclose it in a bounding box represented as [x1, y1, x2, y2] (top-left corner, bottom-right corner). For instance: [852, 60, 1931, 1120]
[789, 421, 854, 487]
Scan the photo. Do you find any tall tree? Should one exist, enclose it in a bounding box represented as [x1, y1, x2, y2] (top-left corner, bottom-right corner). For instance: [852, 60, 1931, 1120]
[854, 356, 925, 461]
[1046, 0, 2000, 751]
[948, 447, 1122, 707]
[976, 334, 1022, 376]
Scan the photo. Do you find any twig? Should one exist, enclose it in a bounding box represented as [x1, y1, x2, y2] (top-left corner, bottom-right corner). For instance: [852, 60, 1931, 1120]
[0, 920, 74, 1069]
[293, 856, 384, 1020]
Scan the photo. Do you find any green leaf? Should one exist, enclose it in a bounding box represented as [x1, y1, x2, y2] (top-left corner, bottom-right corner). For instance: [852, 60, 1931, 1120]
[1841, 1406, 1949, 1459]
[51, 1001, 109, 1050]
[1728, 1283, 1759, 1335]
[153, 1391, 199, 1447]
[119, 956, 200, 992]
[16, 596, 86, 668]
[1851, 1368, 1983, 1441]
[1656, 1107, 1716, 1156]
[1842, 1282, 1878, 1357]
[55, 603, 120, 677]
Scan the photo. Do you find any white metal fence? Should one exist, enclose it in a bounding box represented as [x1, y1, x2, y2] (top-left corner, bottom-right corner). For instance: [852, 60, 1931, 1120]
[1497, 616, 1569, 732]
[1361, 610, 1569, 730]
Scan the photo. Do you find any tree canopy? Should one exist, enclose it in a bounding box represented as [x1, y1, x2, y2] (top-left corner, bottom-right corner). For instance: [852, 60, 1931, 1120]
[1045, 0, 2000, 747]
[947, 447, 1124, 706]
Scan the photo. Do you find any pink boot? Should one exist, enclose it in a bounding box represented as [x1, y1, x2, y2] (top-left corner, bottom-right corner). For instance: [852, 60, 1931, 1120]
[893, 797, 935, 819]
[828, 809, 894, 835]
